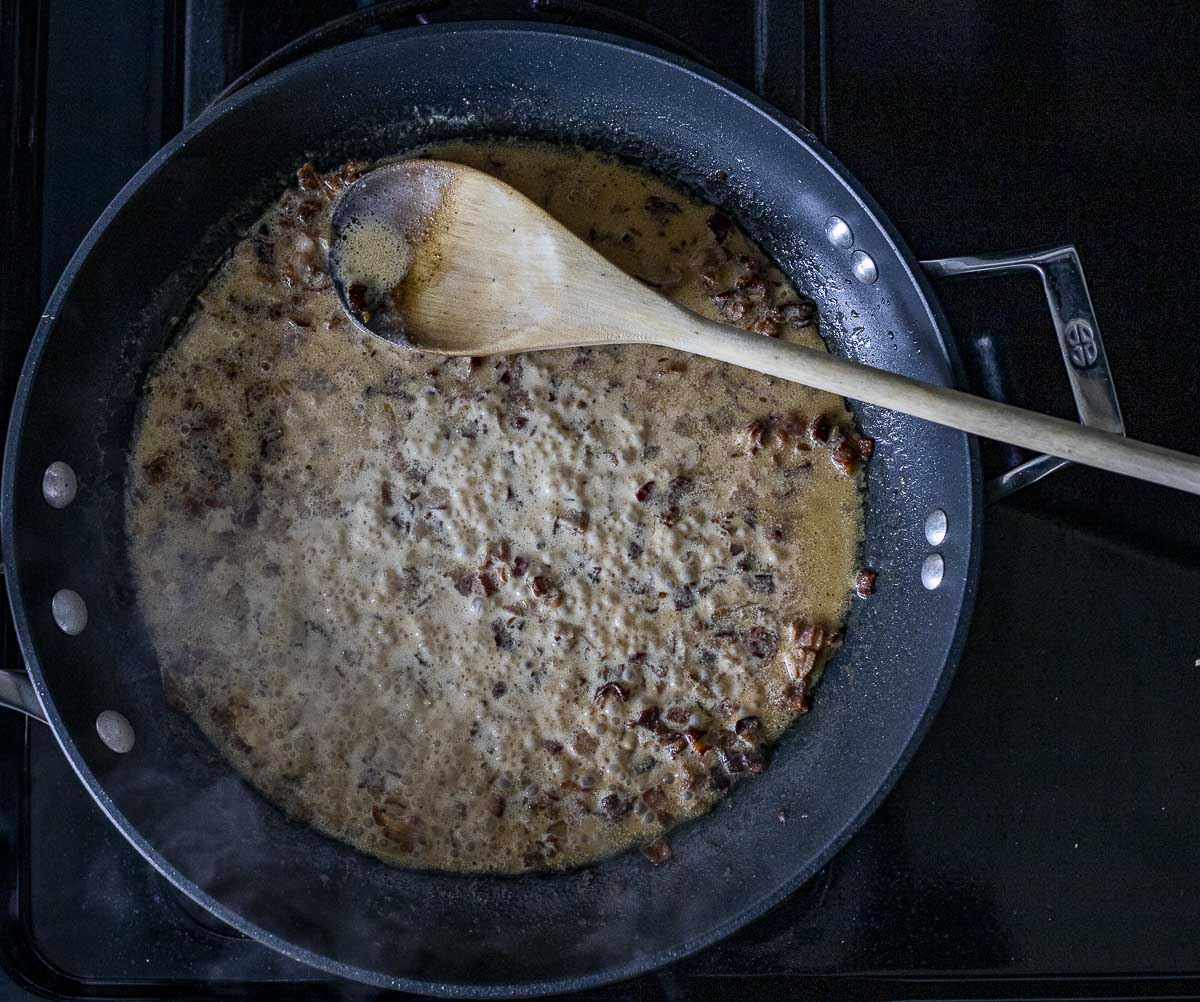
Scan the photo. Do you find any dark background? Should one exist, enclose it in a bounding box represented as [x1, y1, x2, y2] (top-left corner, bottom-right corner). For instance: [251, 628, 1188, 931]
[1, 1, 1198, 999]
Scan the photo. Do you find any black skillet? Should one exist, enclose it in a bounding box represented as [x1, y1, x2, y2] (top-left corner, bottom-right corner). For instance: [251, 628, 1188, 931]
[1, 21, 1110, 996]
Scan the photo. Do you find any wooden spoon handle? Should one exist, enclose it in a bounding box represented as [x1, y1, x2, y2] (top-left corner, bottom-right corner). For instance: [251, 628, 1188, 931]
[664, 317, 1200, 496]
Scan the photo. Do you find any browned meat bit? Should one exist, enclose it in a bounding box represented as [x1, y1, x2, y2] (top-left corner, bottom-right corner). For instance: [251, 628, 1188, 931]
[778, 410, 807, 440]
[717, 743, 756, 775]
[854, 569, 877, 598]
[478, 542, 511, 596]
[504, 388, 534, 431]
[829, 428, 874, 475]
[635, 480, 656, 502]
[208, 698, 249, 739]
[752, 317, 782, 338]
[371, 805, 416, 850]
[770, 299, 818, 327]
[791, 621, 829, 651]
[643, 838, 673, 866]
[779, 680, 812, 715]
[672, 585, 695, 610]
[707, 211, 733, 243]
[781, 621, 830, 687]
[286, 309, 312, 331]
[767, 422, 791, 451]
[524, 785, 562, 813]
[453, 573, 476, 597]
[346, 283, 368, 314]
[542, 739, 564, 755]
[829, 433, 859, 475]
[143, 453, 171, 486]
[666, 706, 690, 725]
[594, 681, 628, 706]
[599, 793, 633, 820]
[533, 833, 562, 861]
[733, 267, 767, 301]
[491, 618, 517, 651]
[678, 762, 706, 791]
[511, 555, 529, 577]
[380, 480, 393, 507]
[658, 731, 687, 758]
[742, 418, 769, 454]
[808, 413, 831, 444]
[572, 730, 599, 755]
[630, 706, 662, 729]
[750, 574, 775, 594]
[296, 162, 320, 190]
[322, 160, 368, 194]
[530, 575, 562, 606]
[710, 288, 748, 324]
[644, 195, 682, 218]
[641, 787, 669, 812]
[708, 768, 732, 792]
[747, 624, 778, 659]
[491, 681, 507, 698]
[734, 716, 764, 743]
[684, 727, 711, 754]
[294, 199, 322, 224]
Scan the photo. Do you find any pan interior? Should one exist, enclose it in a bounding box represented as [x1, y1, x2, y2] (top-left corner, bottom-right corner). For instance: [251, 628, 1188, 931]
[5, 25, 977, 995]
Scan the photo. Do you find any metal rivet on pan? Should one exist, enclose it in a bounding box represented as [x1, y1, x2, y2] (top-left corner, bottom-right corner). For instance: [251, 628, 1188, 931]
[921, 554, 945, 591]
[96, 710, 135, 754]
[824, 216, 854, 250]
[925, 508, 948, 546]
[42, 461, 78, 508]
[51, 589, 88, 635]
[850, 250, 878, 285]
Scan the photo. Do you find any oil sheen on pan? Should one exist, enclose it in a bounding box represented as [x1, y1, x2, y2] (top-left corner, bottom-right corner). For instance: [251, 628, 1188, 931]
[125, 141, 870, 874]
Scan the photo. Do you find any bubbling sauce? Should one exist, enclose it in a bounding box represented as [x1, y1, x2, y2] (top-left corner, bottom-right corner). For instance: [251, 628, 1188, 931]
[127, 142, 868, 873]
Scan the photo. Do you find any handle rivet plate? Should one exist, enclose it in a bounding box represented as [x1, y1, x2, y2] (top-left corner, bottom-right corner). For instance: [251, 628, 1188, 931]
[925, 508, 948, 545]
[825, 216, 854, 249]
[850, 250, 878, 284]
[42, 461, 77, 508]
[96, 710, 135, 753]
[51, 589, 88, 635]
[921, 553, 945, 591]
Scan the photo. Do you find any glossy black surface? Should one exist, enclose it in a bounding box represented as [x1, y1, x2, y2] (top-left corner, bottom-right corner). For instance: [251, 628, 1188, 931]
[2, 1, 1199, 999]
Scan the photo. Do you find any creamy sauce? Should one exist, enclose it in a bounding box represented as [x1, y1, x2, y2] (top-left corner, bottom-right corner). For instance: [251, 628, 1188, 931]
[127, 143, 866, 873]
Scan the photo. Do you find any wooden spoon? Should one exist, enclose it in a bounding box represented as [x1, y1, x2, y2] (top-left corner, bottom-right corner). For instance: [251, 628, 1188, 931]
[328, 160, 1200, 496]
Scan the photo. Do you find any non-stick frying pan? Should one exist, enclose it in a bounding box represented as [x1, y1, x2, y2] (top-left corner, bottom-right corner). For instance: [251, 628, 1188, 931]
[1, 22, 1108, 996]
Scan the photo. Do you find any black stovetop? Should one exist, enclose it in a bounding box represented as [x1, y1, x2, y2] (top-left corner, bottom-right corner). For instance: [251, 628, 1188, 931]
[2, 2, 1199, 999]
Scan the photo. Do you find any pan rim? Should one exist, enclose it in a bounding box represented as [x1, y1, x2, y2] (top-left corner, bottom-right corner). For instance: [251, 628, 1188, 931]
[2, 20, 982, 998]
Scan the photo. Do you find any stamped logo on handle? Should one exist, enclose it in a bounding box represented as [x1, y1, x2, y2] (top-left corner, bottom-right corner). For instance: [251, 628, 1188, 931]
[1064, 318, 1098, 369]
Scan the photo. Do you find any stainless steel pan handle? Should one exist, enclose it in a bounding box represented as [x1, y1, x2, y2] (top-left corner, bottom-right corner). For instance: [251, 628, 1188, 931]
[920, 244, 1123, 503]
[0, 535, 46, 719]
[0, 667, 44, 721]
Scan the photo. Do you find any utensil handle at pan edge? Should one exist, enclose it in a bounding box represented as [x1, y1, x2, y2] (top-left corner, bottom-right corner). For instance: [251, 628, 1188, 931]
[665, 319, 1200, 497]
[0, 668, 45, 721]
